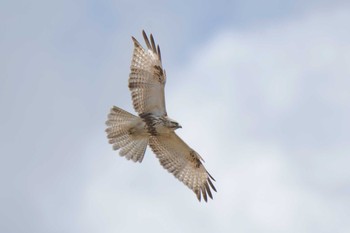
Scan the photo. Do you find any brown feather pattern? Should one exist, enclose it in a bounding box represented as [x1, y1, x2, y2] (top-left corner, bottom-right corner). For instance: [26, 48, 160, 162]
[129, 31, 167, 116]
[149, 133, 216, 202]
[107, 31, 216, 202]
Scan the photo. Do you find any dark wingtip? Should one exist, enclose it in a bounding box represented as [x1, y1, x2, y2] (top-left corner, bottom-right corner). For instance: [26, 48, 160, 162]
[207, 171, 216, 181]
[157, 45, 162, 62]
[202, 187, 208, 202]
[142, 30, 151, 49]
[131, 36, 141, 48]
[195, 183, 216, 202]
[195, 190, 201, 202]
[207, 177, 217, 192]
[205, 182, 213, 200]
[150, 33, 157, 54]
[142, 30, 147, 40]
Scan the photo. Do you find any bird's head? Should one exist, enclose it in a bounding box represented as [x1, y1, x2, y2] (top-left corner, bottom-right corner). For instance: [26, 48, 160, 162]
[164, 117, 182, 130]
[170, 120, 182, 130]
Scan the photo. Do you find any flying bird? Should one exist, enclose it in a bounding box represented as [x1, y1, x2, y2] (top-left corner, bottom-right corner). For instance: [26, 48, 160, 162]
[105, 30, 216, 202]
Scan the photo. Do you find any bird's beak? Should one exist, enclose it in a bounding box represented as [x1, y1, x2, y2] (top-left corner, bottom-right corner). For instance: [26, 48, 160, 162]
[177, 125, 182, 129]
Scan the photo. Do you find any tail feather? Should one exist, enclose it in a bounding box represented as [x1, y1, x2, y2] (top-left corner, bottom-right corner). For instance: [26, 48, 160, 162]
[120, 138, 148, 162]
[106, 106, 148, 163]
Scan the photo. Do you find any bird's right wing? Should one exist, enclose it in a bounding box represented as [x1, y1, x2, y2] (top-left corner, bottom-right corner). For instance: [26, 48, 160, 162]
[149, 132, 216, 202]
[128, 30, 167, 117]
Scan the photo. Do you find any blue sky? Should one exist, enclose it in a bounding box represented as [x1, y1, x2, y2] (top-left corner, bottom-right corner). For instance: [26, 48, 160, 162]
[1, 1, 350, 232]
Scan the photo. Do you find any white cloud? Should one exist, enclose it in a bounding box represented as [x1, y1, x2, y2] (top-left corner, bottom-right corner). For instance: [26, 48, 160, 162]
[37, 5, 350, 233]
[2, 1, 350, 232]
[164, 6, 350, 232]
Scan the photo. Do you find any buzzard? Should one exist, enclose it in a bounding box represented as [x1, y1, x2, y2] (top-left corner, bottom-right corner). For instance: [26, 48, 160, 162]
[105, 31, 216, 202]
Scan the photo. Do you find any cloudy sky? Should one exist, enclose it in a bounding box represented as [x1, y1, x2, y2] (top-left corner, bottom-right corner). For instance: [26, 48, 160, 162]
[1, 0, 350, 232]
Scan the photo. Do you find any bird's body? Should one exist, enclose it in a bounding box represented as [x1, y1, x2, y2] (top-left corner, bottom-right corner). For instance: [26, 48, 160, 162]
[106, 31, 216, 202]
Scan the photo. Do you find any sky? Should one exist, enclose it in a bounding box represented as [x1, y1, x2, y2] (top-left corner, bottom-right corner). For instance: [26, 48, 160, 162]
[1, 0, 350, 232]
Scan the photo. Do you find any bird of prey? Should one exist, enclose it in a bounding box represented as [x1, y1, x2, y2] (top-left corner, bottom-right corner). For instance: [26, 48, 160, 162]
[105, 30, 216, 202]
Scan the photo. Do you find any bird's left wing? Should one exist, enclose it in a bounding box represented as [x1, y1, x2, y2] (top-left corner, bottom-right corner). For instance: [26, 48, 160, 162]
[149, 133, 216, 202]
[129, 30, 167, 117]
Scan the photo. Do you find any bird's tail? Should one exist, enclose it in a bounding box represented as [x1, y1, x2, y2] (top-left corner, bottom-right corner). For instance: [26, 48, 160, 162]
[105, 106, 149, 162]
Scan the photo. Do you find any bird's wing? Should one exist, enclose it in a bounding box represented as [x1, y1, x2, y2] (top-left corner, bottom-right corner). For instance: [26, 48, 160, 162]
[129, 30, 167, 117]
[149, 132, 216, 202]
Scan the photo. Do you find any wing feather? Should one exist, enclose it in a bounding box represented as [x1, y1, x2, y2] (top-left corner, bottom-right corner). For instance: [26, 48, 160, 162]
[149, 133, 216, 202]
[129, 30, 166, 116]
